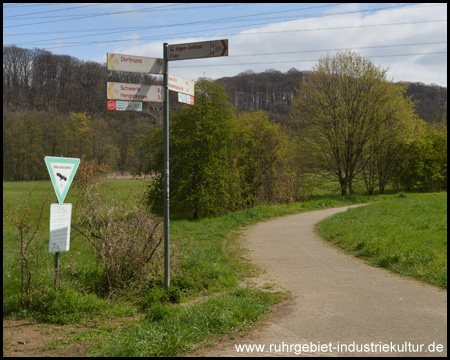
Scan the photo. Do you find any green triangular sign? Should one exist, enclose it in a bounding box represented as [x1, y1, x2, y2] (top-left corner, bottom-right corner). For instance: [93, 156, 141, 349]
[44, 156, 80, 204]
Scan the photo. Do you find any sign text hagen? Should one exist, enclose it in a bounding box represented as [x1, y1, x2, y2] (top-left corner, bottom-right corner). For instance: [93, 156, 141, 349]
[168, 39, 228, 61]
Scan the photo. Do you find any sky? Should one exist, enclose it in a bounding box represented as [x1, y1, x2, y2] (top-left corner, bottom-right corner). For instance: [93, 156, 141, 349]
[3, 3, 448, 87]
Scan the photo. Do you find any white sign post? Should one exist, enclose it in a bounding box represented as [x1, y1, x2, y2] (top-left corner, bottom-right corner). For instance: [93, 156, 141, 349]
[107, 53, 165, 74]
[107, 82, 164, 102]
[104, 38, 228, 291]
[168, 74, 195, 96]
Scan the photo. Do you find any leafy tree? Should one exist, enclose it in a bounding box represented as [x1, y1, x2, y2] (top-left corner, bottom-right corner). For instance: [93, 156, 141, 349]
[291, 50, 418, 195]
[361, 84, 420, 194]
[396, 118, 447, 191]
[69, 112, 92, 159]
[145, 79, 240, 219]
[235, 110, 283, 206]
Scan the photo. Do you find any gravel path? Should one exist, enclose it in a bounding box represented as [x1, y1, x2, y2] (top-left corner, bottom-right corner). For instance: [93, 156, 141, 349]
[198, 205, 447, 357]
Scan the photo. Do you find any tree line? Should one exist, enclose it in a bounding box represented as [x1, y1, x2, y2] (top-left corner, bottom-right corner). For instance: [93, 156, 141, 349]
[3, 46, 447, 213]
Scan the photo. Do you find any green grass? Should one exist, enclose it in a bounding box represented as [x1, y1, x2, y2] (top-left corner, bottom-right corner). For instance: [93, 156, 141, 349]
[317, 192, 447, 289]
[90, 288, 287, 357]
[3, 179, 447, 356]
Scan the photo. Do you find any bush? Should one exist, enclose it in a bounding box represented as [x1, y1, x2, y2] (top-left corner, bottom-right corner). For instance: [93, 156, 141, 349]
[73, 159, 164, 295]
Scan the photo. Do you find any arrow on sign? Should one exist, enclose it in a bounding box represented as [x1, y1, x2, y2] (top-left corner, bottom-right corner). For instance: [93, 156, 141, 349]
[45, 157, 80, 204]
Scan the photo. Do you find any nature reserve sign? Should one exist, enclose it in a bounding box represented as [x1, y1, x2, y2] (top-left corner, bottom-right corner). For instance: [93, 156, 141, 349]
[44, 156, 80, 204]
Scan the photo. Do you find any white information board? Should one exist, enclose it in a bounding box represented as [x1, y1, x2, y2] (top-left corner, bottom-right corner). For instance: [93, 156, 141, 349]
[49, 203, 72, 253]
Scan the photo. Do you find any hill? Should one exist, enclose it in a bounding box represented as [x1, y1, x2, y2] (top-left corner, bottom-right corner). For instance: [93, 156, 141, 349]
[3, 46, 447, 180]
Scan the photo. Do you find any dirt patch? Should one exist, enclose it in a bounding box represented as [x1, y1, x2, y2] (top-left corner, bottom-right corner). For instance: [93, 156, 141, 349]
[3, 315, 143, 357]
[3, 319, 85, 357]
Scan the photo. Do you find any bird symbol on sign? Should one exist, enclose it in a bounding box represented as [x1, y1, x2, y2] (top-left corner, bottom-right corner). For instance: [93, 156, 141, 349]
[57, 173, 67, 181]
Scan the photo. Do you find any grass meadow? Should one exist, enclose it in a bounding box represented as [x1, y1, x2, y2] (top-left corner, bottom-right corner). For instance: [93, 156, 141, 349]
[3, 178, 447, 356]
[317, 192, 447, 289]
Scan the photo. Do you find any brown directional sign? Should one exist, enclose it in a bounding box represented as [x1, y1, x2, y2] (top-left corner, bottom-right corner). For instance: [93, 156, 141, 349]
[168, 39, 228, 61]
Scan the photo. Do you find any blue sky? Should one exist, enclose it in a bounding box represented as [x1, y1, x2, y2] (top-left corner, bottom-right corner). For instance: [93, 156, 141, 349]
[3, 3, 447, 86]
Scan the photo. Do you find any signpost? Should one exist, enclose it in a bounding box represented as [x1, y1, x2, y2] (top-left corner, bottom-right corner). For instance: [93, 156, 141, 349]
[168, 74, 195, 96]
[107, 53, 165, 74]
[107, 100, 142, 111]
[45, 156, 80, 289]
[107, 82, 164, 102]
[168, 39, 228, 61]
[105, 38, 228, 291]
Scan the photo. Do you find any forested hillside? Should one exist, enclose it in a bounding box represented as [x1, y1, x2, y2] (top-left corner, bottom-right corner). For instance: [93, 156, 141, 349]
[216, 68, 448, 126]
[3, 45, 447, 182]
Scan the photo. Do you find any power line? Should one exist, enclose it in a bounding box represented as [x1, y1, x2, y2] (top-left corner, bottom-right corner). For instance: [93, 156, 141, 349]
[3, 3, 256, 21]
[35, 19, 447, 50]
[2, 3, 426, 31]
[3, 3, 444, 49]
[3, 3, 188, 28]
[170, 51, 447, 69]
[230, 42, 447, 58]
[3, 3, 107, 19]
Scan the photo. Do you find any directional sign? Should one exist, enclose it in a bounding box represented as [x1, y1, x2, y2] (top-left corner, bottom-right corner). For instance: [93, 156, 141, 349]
[107, 53, 165, 74]
[49, 203, 72, 253]
[107, 82, 164, 102]
[45, 157, 80, 204]
[168, 74, 195, 96]
[168, 39, 228, 61]
[178, 93, 194, 105]
[107, 100, 142, 111]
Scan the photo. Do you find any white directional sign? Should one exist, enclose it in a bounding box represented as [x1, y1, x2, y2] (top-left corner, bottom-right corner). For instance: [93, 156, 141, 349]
[107, 53, 165, 74]
[107, 100, 142, 111]
[49, 203, 72, 253]
[45, 157, 80, 204]
[107, 82, 164, 102]
[168, 74, 195, 96]
[168, 39, 228, 61]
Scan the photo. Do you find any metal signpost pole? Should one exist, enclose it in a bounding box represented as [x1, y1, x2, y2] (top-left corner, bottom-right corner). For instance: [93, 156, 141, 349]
[163, 43, 170, 290]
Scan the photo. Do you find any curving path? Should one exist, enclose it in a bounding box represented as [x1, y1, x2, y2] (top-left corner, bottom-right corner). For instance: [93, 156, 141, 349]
[197, 205, 447, 357]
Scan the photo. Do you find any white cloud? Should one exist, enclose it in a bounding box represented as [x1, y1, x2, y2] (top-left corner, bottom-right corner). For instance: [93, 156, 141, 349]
[102, 3, 447, 86]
